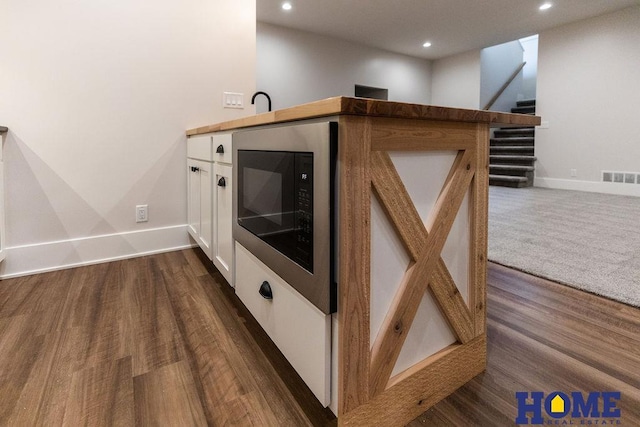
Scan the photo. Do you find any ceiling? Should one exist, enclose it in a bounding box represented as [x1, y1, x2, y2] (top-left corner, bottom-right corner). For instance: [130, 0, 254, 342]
[257, 0, 639, 59]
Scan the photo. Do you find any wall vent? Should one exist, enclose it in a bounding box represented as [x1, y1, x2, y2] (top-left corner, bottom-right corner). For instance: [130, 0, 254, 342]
[602, 170, 640, 184]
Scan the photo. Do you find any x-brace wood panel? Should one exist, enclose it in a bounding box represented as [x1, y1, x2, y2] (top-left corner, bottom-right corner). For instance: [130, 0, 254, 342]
[338, 116, 489, 426]
[369, 148, 475, 396]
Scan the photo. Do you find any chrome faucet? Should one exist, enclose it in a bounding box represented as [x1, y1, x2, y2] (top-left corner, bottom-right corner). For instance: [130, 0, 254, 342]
[251, 91, 272, 112]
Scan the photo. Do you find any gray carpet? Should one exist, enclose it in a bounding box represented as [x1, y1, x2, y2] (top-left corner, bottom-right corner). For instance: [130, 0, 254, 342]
[489, 186, 640, 307]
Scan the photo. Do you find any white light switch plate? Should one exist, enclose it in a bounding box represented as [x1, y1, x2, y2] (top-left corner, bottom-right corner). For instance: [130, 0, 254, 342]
[223, 92, 244, 109]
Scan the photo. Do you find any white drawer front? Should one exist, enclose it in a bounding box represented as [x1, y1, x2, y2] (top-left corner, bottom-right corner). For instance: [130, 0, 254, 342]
[187, 135, 212, 161]
[211, 133, 232, 165]
[235, 242, 331, 406]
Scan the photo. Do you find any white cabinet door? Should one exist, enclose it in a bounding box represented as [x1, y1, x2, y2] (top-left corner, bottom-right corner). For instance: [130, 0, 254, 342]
[187, 158, 201, 240]
[199, 160, 212, 259]
[187, 158, 212, 260]
[213, 163, 233, 285]
[0, 147, 5, 262]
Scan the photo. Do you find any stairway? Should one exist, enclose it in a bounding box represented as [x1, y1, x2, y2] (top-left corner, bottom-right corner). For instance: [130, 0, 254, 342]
[489, 99, 536, 188]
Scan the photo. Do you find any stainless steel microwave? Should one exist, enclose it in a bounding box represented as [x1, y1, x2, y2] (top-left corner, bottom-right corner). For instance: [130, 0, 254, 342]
[232, 121, 337, 314]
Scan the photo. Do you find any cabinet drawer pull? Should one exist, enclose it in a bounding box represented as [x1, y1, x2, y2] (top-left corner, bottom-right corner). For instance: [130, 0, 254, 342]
[216, 144, 225, 154]
[259, 281, 273, 300]
[190, 166, 200, 172]
[217, 177, 226, 187]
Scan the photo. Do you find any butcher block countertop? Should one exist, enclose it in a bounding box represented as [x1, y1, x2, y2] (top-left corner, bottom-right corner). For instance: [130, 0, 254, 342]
[186, 96, 540, 136]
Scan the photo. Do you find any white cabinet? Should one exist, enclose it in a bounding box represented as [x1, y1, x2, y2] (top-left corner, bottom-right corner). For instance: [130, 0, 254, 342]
[235, 242, 331, 407]
[187, 132, 234, 286]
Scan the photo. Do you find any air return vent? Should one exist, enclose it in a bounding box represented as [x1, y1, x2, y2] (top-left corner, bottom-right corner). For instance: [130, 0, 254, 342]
[602, 171, 640, 184]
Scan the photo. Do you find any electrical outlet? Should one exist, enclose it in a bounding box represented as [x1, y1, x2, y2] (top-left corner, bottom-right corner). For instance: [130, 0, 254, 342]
[136, 205, 148, 223]
[570, 169, 577, 177]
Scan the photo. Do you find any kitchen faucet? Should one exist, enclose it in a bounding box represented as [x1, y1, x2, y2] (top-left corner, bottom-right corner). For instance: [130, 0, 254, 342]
[251, 91, 272, 112]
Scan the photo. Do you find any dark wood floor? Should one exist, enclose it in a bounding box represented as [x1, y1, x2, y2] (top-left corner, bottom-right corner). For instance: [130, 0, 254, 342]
[0, 249, 638, 426]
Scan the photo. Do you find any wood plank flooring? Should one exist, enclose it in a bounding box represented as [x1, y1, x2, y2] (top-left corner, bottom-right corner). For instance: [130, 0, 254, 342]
[0, 250, 638, 426]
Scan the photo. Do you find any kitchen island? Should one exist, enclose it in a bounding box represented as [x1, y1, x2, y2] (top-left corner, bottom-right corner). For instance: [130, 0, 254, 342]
[187, 97, 540, 426]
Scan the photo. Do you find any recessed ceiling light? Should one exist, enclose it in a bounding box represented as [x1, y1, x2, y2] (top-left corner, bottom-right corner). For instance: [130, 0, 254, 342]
[282, 2, 292, 11]
[423, 41, 432, 48]
[539, 3, 552, 10]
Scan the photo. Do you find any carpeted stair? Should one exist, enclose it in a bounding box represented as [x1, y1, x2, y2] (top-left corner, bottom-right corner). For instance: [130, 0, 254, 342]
[489, 99, 536, 188]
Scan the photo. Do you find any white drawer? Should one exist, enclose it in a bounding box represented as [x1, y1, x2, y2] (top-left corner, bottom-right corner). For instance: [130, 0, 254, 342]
[211, 133, 232, 165]
[187, 135, 212, 161]
[235, 242, 331, 406]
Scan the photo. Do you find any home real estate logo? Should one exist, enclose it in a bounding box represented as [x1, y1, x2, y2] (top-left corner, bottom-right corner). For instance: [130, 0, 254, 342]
[516, 391, 622, 425]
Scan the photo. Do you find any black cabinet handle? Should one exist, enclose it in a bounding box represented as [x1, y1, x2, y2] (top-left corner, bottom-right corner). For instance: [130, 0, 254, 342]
[217, 177, 226, 187]
[190, 166, 200, 172]
[216, 144, 224, 154]
[259, 281, 273, 300]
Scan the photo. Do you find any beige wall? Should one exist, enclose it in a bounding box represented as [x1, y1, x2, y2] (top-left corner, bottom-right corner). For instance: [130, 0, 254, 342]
[0, 0, 256, 277]
[257, 22, 432, 112]
[431, 50, 481, 110]
[535, 6, 640, 195]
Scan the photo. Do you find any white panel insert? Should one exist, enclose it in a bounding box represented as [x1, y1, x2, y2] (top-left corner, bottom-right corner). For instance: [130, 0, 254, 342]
[370, 195, 411, 347]
[368, 151, 468, 378]
[390, 151, 469, 303]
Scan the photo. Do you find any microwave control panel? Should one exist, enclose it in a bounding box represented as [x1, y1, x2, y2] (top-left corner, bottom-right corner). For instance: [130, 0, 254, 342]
[295, 153, 314, 271]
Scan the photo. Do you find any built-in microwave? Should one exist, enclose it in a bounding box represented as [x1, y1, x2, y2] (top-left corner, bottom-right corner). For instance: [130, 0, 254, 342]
[233, 121, 337, 314]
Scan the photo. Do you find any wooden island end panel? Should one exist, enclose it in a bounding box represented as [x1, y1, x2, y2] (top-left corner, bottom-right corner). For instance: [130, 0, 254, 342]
[337, 116, 489, 426]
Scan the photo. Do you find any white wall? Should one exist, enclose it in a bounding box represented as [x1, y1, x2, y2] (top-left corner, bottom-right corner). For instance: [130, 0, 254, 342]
[0, 0, 256, 277]
[535, 6, 640, 196]
[256, 23, 432, 112]
[520, 35, 538, 100]
[431, 50, 481, 109]
[480, 41, 524, 112]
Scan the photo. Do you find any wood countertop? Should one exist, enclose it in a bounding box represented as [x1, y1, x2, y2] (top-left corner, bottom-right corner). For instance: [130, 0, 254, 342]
[186, 96, 540, 136]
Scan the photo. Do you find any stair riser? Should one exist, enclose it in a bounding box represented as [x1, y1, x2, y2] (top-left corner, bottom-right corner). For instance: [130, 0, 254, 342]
[489, 169, 534, 179]
[493, 130, 535, 138]
[490, 148, 534, 156]
[490, 158, 536, 166]
[511, 106, 536, 114]
[516, 99, 536, 107]
[490, 140, 534, 147]
[490, 178, 532, 188]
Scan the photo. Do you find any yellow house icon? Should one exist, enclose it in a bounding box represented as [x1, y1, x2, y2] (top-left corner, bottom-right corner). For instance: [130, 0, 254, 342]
[550, 395, 566, 413]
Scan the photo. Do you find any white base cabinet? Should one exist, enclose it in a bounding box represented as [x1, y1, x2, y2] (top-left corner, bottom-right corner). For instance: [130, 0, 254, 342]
[235, 242, 331, 407]
[187, 132, 234, 286]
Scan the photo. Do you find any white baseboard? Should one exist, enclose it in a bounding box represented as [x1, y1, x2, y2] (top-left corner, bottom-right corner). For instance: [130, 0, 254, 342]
[534, 177, 640, 197]
[0, 224, 196, 279]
